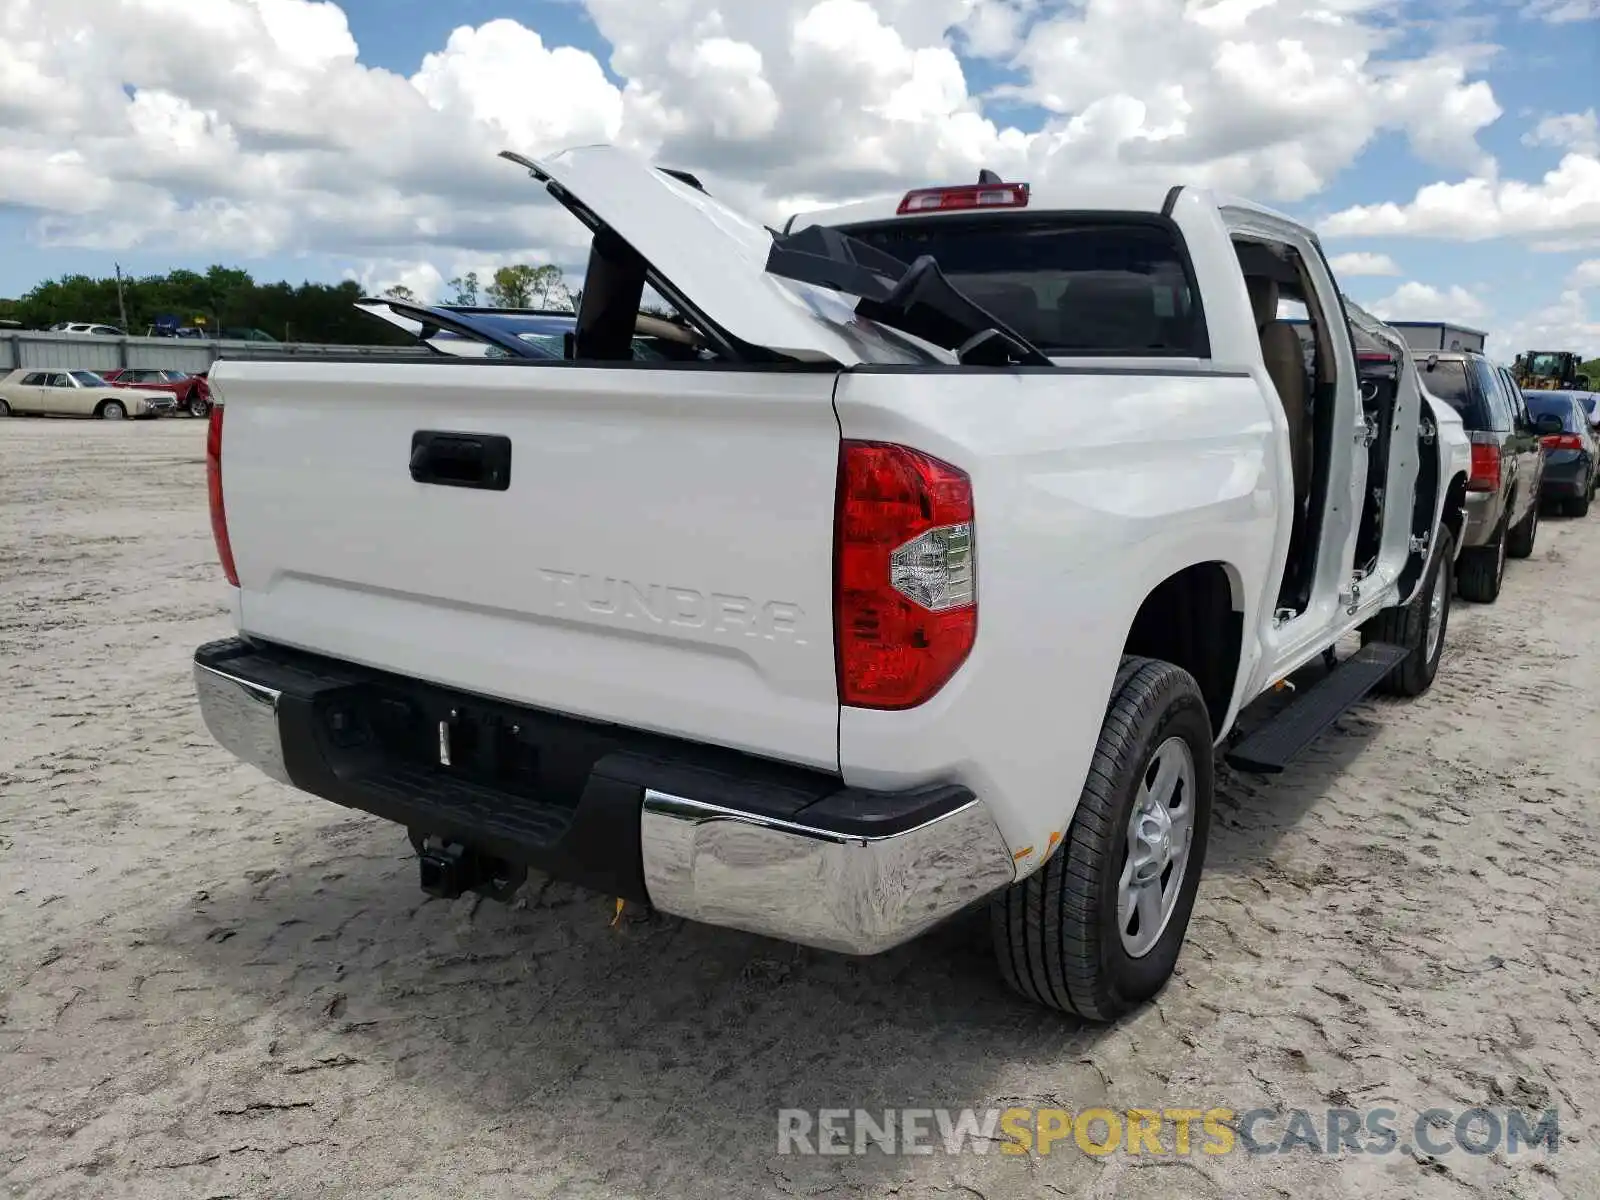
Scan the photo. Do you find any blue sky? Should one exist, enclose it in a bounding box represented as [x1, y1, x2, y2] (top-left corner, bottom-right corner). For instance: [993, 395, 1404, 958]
[2, 0, 1596, 349]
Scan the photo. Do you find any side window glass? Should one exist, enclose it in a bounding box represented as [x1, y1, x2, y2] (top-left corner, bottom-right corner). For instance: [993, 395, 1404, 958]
[1508, 373, 1531, 427]
[1473, 359, 1510, 432]
[21, 372, 45, 386]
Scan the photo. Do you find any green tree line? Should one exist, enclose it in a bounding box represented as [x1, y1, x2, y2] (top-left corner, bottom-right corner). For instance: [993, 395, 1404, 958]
[0, 263, 573, 344]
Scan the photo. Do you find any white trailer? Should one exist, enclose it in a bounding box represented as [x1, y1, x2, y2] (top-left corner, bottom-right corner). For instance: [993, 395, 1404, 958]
[1387, 321, 1487, 354]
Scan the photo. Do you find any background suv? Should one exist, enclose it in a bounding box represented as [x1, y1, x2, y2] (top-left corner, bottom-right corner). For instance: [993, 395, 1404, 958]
[1417, 351, 1546, 603]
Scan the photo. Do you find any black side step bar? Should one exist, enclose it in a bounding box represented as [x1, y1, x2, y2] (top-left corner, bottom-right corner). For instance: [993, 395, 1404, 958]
[1225, 642, 1409, 774]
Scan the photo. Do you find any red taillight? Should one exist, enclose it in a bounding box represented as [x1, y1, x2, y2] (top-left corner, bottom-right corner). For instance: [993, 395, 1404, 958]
[897, 183, 1029, 215]
[1467, 443, 1501, 493]
[1543, 433, 1584, 451]
[206, 403, 238, 586]
[835, 442, 976, 709]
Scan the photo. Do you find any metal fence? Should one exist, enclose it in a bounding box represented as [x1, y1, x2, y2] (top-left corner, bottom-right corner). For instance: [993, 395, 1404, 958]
[0, 330, 429, 373]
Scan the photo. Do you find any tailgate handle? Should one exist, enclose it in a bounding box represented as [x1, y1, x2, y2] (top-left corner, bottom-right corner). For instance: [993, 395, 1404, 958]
[409, 431, 512, 491]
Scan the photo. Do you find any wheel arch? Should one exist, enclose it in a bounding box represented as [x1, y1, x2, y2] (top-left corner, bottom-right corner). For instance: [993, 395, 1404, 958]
[1121, 560, 1245, 740]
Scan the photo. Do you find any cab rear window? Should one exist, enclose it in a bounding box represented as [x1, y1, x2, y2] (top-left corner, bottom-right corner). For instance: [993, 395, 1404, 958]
[841, 217, 1207, 357]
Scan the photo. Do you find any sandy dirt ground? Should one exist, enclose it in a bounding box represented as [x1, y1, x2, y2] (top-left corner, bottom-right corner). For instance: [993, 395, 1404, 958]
[1, 418, 1597, 1200]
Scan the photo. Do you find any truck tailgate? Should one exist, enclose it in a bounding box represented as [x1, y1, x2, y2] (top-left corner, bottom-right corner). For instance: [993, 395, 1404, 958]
[216, 359, 843, 770]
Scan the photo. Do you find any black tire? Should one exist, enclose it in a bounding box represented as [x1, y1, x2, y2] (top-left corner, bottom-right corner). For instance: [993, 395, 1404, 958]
[1506, 497, 1538, 558]
[187, 394, 210, 418]
[0, 398, 10, 418]
[990, 657, 1213, 1021]
[1457, 516, 1505, 603]
[1567, 489, 1591, 518]
[1362, 527, 1453, 697]
[97, 399, 127, 421]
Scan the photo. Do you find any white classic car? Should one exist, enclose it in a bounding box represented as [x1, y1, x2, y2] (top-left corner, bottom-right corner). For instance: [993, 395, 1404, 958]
[0, 368, 175, 419]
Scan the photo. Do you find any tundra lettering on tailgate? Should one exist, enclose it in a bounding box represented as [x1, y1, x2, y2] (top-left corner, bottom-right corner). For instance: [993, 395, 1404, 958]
[536, 570, 809, 643]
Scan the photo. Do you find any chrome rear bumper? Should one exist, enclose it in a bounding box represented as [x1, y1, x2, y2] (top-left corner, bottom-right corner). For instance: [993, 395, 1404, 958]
[195, 645, 1015, 955]
[640, 791, 1015, 955]
[195, 659, 290, 784]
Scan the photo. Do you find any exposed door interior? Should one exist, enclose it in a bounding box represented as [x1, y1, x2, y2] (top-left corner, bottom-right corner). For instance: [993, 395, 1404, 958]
[1232, 237, 1347, 615]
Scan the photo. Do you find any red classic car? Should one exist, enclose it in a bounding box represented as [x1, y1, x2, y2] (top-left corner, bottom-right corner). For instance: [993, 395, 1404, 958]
[100, 368, 211, 417]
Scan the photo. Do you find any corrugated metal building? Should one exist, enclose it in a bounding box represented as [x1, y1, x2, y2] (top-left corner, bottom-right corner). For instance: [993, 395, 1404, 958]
[0, 331, 426, 373]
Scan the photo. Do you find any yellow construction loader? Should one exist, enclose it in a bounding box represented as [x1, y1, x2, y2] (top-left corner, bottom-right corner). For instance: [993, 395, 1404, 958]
[1513, 351, 1591, 391]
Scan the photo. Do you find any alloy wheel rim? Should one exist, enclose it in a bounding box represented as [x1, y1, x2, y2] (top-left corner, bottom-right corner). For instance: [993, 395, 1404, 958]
[1117, 736, 1197, 958]
[1426, 557, 1447, 663]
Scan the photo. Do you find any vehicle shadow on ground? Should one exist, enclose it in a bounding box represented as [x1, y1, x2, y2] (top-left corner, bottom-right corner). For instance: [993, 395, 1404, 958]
[165, 809, 1125, 1194]
[1206, 649, 1391, 876]
[158, 648, 1404, 1192]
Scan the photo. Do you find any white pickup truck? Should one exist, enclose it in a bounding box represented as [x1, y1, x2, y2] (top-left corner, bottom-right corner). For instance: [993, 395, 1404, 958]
[194, 146, 1470, 1021]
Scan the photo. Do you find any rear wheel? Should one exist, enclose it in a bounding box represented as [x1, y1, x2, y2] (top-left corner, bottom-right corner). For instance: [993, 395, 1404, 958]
[991, 657, 1212, 1021]
[97, 399, 127, 421]
[0, 398, 10, 418]
[1457, 516, 1506, 603]
[1567, 479, 1592, 518]
[187, 393, 210, 418]
[1506, 497, 1539, 558]
[1362, 527, 1453, 697]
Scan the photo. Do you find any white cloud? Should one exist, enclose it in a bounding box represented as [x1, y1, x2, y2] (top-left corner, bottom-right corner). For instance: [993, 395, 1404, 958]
[1523, 110, 1599, 157]
[343, 260, 447, 304]
[411, 19, 624, 150]
[1571, 259, 1600, 290]
[1523, 0, 1600, 22]
[1321, 153, 1600, 242]
[0, 0, 597, 269]
[1367, 282, 1489, 324]
[0, 0, 1516, 279]
[1329, 252, 1403, 277]
[1491, 290, 1600, 357]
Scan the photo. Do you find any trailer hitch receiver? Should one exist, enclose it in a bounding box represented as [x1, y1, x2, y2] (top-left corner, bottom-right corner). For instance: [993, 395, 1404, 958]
[412, 834, 528, 902]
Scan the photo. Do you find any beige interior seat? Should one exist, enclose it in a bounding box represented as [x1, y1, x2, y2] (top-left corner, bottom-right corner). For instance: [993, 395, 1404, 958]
[1246, 275, 1312, 509]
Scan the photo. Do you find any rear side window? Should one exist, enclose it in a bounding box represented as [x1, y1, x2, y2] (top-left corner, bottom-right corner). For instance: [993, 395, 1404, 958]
[842, 217, 1206, 357]
[1473, 358, 1512, 432]
[1526, 394, 1580, 432]
[1419, 360, 1479, 421]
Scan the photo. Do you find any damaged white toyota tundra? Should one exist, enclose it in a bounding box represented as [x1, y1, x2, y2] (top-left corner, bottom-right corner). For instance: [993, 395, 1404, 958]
[193, 145, 1470, 1020]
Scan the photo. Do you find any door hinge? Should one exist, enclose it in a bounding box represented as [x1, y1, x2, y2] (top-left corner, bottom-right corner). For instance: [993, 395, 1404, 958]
[1359, 417, 1378, 448]
[1409, 533, 1430, 555]
[1339, 578, 1362, 614]
[1272, 607, 1297, 627]
[1420, 420, 1437, 445]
